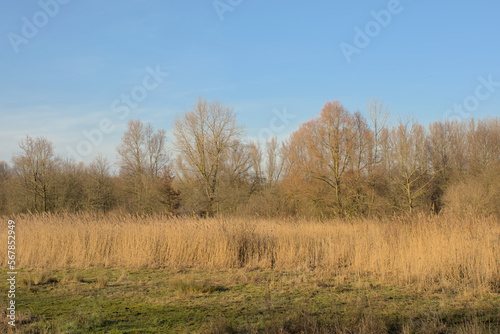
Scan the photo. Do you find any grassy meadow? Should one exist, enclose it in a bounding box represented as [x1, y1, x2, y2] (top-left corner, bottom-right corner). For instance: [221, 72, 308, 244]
[1, 213, 500, 333]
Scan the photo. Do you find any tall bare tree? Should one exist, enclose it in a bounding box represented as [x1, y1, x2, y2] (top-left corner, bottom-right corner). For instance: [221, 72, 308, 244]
[391, 118, 432, 213]
[264, 137, 285, 187]
[466, 118, 500, 173]
[367, 98, 390, 173]
[117, 120, 168, 178]
[173, 97, 244, 216]
[287, 101, 357, 215]
[117, 120, 168, 212]
[348, 111, 374, 215]
[352, 111, 373, 176]
[12, 136, 58, 212]
[248, 141, 263, 187]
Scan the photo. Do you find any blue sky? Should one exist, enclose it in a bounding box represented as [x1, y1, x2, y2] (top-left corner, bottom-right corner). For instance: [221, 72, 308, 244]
[1, 0, 499, 164]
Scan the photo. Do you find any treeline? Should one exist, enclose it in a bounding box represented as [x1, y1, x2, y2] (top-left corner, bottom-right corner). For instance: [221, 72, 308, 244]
[1, 97, 499, 218]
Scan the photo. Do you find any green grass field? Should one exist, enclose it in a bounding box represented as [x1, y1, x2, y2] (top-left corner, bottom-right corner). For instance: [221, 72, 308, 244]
[2, 268, 500, 333]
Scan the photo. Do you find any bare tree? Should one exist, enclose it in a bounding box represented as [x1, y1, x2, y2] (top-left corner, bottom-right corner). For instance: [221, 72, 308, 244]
[117, 120, 168, 178]
[55, 159, 86, 212]
[173, 97, 244, 216]
[367, 98, 390, 173]
[466, 118, 500, 173]
[352, 111, 373, 176]
[248, 141, 263, 187]
[86, 154, 115, 213]
[117, 120, 168, 212]
[117, 120, 146, 177]
[348, 111, 374, 215]
[427, 120, 453, 176]
[287, 101, 356, 215]
[145, 125, 168, 178]
[264, 137, 285, 187]
[426, 120, 456, 212]
[12, 136, 59, 212]
[225, 140, 253, 185]
[448, 120, 468, 174]
[390, 118, 432, 213]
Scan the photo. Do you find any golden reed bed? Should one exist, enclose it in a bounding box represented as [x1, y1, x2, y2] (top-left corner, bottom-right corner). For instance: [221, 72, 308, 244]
[2, 213, 499, 290]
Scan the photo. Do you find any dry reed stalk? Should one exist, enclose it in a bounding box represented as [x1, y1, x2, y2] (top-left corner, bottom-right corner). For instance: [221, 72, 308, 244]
[1, 213, 499, 289]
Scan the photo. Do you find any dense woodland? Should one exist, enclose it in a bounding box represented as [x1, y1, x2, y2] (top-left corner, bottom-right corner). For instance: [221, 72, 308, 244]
[1, 97, 499, 218]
